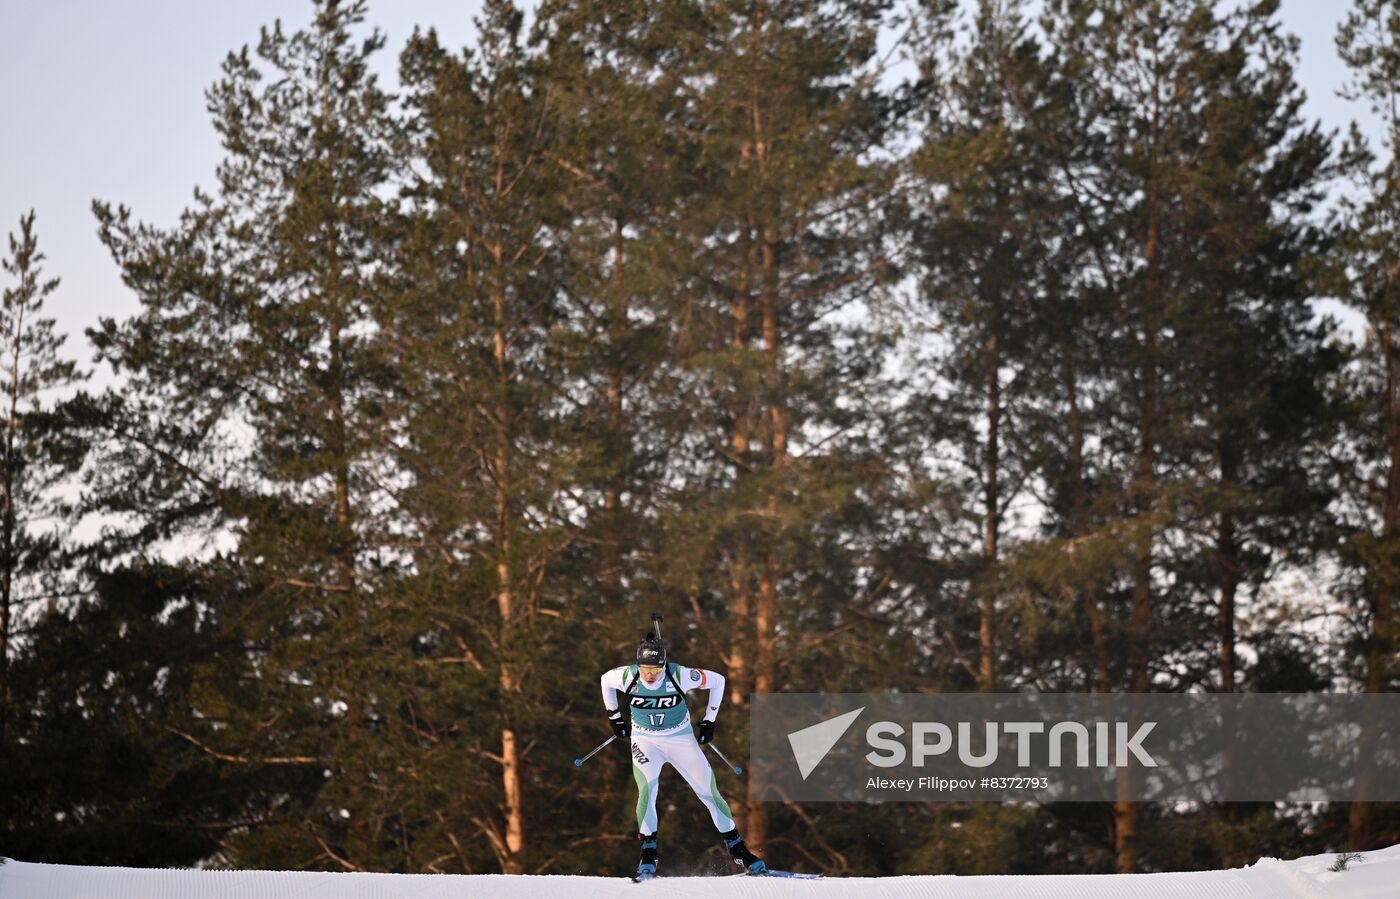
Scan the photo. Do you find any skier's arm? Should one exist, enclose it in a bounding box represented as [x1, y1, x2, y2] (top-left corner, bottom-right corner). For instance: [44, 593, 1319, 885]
[601, 667, 630, 738]
[600, 667, 628, 714]
[679, 666, 726, 722]
[699, 669, 726, 722]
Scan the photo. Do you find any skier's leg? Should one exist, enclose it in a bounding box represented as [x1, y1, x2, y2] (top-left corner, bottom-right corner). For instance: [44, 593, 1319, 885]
[666, 732, 735, 832]
[719, 828, 767, 874]
[667, 733, 767, 873]
[637, 832, 659, 877]
[630, 736, 665, 874]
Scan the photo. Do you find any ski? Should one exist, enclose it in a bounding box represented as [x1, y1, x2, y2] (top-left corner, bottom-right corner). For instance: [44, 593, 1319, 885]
[729, 868, 823, 879]
[634, 868, 821, 882]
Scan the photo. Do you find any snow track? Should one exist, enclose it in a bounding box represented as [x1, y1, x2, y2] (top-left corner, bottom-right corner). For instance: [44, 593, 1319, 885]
[2, 845, 1396, 898]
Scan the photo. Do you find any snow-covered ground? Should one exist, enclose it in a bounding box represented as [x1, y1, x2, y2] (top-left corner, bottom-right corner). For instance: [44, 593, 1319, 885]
[2, 845, 1396, 898]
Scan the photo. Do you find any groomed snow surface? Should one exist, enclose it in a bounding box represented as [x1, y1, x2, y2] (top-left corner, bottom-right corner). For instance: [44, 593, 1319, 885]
[2, 845, 1397, 898]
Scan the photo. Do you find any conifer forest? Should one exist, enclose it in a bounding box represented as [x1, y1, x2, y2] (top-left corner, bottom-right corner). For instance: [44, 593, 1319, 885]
[3, 0, 1400, 877]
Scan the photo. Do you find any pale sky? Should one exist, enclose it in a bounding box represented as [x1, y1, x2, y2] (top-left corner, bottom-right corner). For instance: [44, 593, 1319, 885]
[0, 0, 484, 381]
[0, 1, 1378, 382]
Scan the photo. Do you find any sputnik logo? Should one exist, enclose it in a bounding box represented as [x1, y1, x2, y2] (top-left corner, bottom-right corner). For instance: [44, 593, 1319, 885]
[787, 707, 865, 780]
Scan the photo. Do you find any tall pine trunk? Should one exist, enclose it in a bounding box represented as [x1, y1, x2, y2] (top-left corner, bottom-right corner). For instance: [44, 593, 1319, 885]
[1117, 190, 1162, 875]
[726, 287, 755, 708]
[1054, 306, 1112, 695]
[1351, 318, 1400, 851]
[725, 286, 755, 837]
[1216, 465, 1241, 868]
[1217, 514, 1238, 695]
[326, 281, 357, 593]
[603, 216, 628, 597]
[0, 288, 22, 748]
[981, 333, 1000, 691]
[493, 246, 526, 869]
[747, 229, 785, 852]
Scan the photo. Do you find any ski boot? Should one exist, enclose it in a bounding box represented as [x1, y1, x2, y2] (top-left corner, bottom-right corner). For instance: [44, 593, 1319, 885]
[637, 832, 659, 878]
[720, 828, 767, 875]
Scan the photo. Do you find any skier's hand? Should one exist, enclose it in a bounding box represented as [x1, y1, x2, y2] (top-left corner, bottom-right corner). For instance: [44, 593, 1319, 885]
[608, 709, 631, 739]
[696, 719, 715, 745]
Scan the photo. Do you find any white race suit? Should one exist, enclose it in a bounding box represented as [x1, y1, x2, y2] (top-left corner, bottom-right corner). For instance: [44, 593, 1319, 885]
[600, 662, 734, 834]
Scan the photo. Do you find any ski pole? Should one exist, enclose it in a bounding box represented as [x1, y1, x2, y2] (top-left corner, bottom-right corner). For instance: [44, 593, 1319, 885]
[574, 734, 617, 768]
[707, 742, 743, 776]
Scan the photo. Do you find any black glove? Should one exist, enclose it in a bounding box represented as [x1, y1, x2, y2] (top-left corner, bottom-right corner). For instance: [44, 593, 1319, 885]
[608, 709, 631, 739]
[696, 719, 715, 745]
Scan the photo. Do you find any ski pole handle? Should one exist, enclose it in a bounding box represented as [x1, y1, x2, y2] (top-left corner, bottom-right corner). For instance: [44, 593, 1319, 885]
[707, 742, 743, 776]
[574, 734, 618, 768]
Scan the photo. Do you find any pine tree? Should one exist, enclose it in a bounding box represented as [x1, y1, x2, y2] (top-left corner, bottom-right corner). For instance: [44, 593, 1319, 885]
[0, 562, 263, 866]
[92, 0, 401, 869]
[1009, 0, 1338, 871]
[910, 0, 1069, 692]
[0, 212, 85, 748]
[1161, 2, 1337, 867]
[535, 0, 689, 605]
[388, 1, 591, 872]
[1332, 0, 1400, 853]
[631, 0, 904, 851]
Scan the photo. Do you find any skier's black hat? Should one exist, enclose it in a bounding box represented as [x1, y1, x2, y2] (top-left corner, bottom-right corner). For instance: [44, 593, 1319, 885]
[637, 633, 666, 667]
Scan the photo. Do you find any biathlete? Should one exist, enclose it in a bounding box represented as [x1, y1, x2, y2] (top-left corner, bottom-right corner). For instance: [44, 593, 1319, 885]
[600, 632, 767, 877]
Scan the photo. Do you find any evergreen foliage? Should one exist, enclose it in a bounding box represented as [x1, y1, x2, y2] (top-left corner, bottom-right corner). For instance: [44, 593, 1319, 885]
[0, 212, 88, 729]
[1329, 0, 1400, 853]
[5, 0, 1399, 876]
